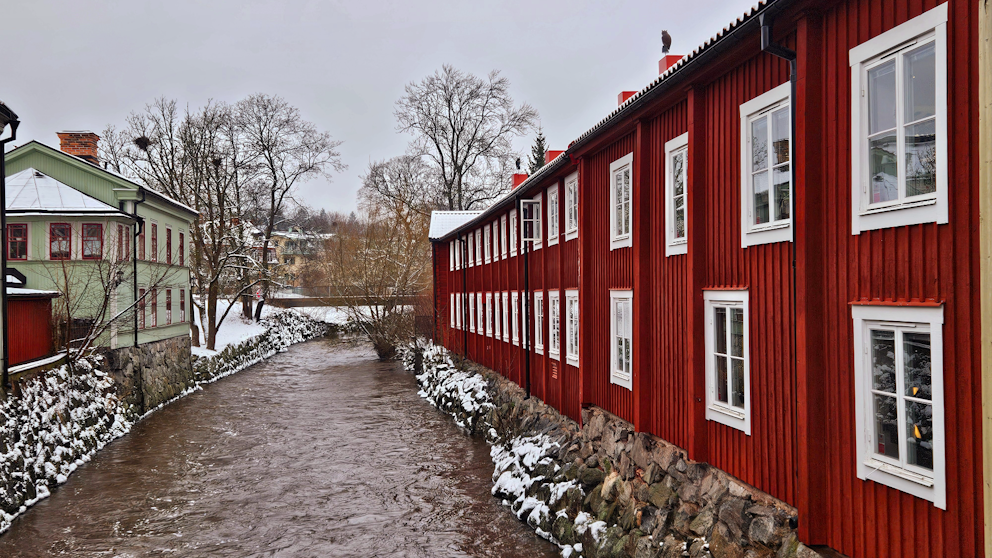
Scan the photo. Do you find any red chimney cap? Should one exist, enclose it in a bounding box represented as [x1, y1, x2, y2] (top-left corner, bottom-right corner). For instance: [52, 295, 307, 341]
[659, 54, 683, 75]
[618, 91, 637, 106]
[544, 150, 564, 164]
[512, 173, 528, 189]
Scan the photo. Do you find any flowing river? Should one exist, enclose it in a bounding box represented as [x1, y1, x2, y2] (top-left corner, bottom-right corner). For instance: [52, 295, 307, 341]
[0, 337, 559, 557]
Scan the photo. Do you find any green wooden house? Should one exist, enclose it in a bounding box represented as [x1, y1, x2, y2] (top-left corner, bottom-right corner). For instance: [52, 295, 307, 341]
[3, 133, 197, 351]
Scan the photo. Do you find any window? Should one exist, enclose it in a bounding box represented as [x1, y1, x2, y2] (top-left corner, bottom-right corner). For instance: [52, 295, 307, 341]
[150, 223, 158, 262]
[450, 241, 455, 271]
[457, 294, 463, 329]
[665, 134, 689, 256]
[138, 288, 146, 329]
[494, 292, 502, 340]
[451, 293, 456, 327]
[117, 224, 130, 262]
[609, 154, 634, 250]
[180, 289, 186, 323]
[534, 291, 545, 354]
[704, 290, 750, 434]
[468, 232, 475, 267]
[509, 209, 518, 256]
[547, 185, 559, 246]
[493, 221, 499, 260]
[851, 304, 945, 508]
[549, 291, 561, 359]
[610, 290, 633, 389]
[166, 289, 172, 325]
[565, 290, 579, 365]
[475, 229, 482, 266]
[850, 3, 948, 234]
[511, 291, 520, 345]
[149, 288, 157, 327]
[7, 224, 27, 260]
[500, 215, 508, 259]
[477, 293, 484, 335]
[484, 224, 491, 264]
[468, 293, 476, 332]
[82, 224, 103, 260]
[485, 293, 493, 337]
[502, 292, 509, 342]
[565, 172, 579, 240]
[179, 232, 185, 266]
[522, 194, 542, 250]
[739, 83, 792, 247]
[138, 226, 145, 260]
[166, 227, 173, 264]
[50, 223, 71, 260]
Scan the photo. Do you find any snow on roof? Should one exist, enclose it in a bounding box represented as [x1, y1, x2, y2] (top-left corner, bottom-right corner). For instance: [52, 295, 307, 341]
[5, 168, 127, 215]
[7, 287, 60, 297]
[5, 274, 23, 286]
[429, 210, 484, 240]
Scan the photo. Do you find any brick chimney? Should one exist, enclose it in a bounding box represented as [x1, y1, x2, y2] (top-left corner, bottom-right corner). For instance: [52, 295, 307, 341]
[57, 131, 100, 165]
[512, 173, 528, 189]
[544, 150, 564, 164]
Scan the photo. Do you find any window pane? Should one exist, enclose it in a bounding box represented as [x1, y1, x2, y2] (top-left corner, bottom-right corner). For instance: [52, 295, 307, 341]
[617, 337, 624, 370]
[615, 172, 624, 235]
[871, 329, 897, 393]
[624, 338, 631, 374]
[753, 171, 770, 224]
[716, 356, 728, 403]
[905, 400, 934, 470]
[868, 60, 897, 134]
[673, 152, 684, 196]
[773, 164, 790, 221]
[731, 358, 745, 408]
[714, 308, 727, 354]
[772, 108, 790, 165]
[675, 207, 685, 239]
[903, 331, 932, 400]
[905, 118, 937, 197]
[904, 42, 936, 123]
[869, 132, 899, 203]
[751, 117, 768, 171]
[623, 169, 630, 234]
[730, 308, 744, 357]
[874, 394, 900, 459]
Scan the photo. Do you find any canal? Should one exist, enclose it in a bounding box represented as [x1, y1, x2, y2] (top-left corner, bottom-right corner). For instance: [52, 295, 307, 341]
[0, 338, 559, 557]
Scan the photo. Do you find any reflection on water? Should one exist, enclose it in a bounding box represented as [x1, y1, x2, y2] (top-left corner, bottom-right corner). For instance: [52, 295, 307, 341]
[0, 338, 558, 558]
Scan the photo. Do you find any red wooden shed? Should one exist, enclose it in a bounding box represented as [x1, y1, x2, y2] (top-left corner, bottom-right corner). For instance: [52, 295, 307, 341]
[8, 288, 58, 367]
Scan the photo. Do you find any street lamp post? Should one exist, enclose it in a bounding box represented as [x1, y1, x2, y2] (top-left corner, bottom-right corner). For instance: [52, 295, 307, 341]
[0, 101, 20, 391]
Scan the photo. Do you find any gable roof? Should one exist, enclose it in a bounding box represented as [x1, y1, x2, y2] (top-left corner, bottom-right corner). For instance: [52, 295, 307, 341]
[5, 168, 132, 218]
[429, 211, 484, 240]
[5, 141, 198, 218]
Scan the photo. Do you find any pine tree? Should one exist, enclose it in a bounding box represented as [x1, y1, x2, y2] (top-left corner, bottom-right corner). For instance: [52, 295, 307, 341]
[527, 128, 548, 175]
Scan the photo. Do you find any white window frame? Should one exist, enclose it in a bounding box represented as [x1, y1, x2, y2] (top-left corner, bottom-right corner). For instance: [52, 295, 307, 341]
[492, 220, 499, 261]
[521, 196, 542, 250]
[851, 304, 945, 508]
[850, 3, 948, 234]
[500, 214, 508, 259]
[476, 293, 484, 334]
[467, 232, 475, 267]
[485, 292, 493, 337]
[455, 294, 461, 329]
[449, 241, 455, 271]
[534, 291, 545, 354]
[610, 290, 633, 390]
[494, 290, 501, 340]
[484, 224, 491, 264]
[565, 172, 579, 241]
[509, 209, 518, 256]
[475, 229, 482, 266]
[468, 293, 476, 332]
[609, 153, 634, 250]
[703, 289, 751, 435]
[664, 133, 689, 256]
[530, 193, 543, 250]
[500, 292, 508, 342]
[450, 293, 455, 327]
[739, 82, 793, 247]
[565, 289, 579, 366]
[511, 291, 520, 346]
[547, 185, 559, 246]
[549, 290, 561, 360]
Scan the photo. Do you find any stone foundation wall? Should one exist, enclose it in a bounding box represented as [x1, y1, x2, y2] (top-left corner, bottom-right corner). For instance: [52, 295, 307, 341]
[103, 336, 194, 414]
[408, 342, 821, 558]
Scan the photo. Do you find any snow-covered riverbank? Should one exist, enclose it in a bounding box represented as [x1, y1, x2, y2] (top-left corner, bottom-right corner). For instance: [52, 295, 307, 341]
[0, 308, 328, 535]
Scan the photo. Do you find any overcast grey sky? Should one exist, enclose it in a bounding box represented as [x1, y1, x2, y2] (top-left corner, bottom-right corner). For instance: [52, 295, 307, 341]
[3, 0, 758, 214]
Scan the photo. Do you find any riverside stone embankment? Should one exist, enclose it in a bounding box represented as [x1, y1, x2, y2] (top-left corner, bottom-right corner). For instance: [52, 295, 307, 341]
[0, 309, 327, 535]
[407, 342, 821, 558]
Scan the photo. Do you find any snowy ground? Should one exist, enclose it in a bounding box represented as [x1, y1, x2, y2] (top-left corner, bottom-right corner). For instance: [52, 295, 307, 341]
[191, 301, 350, 358]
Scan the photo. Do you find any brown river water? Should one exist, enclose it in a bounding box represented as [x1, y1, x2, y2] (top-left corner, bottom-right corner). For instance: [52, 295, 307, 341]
[0, 338, 560, 558]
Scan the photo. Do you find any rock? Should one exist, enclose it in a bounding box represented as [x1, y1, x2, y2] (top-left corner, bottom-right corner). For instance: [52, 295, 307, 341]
[633, 535, 657, 558]
[688, 539, 707, 558]
[632, 478, 650, 503]
[718, 498, 747, 540]
[729, 481, 750, 499]
[643, 462, 663, 485]
[553, 513, 577, 545]
[795, 545, 821, 558]
[700, 471, 730, 504]
[688, 505, 716, 537]
[585, 411, 607, 441]
[587, 455, 600, 468]
[648, 482, 676, 509]
[617, 479, 634, 508]
[661, 535, 686, 558]
[602, 470, 622, 501]
[677, 480, 700, 503]
[775, 533, 801, 558]
[581, 466, 606, 488]
[598, 500, 619, 524]
[749, 515, 786, 547]
[650, 508, 672, 540]
[619, 500, 645, 531]
[672, 501, 700, 536]
[586, 483, 605, 513]
[710, 523, 745, 558]
[580, 441, 595, 459]
[631, 432, 654, 470]
[619, 452, 635, 480]
[652, 443, 682, 472]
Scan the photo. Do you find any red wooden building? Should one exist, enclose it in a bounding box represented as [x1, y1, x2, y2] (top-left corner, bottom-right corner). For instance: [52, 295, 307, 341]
[430, 0, 989, 556]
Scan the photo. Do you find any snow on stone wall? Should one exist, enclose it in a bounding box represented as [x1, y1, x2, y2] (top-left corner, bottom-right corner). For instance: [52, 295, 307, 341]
[0, 309, 327, 535]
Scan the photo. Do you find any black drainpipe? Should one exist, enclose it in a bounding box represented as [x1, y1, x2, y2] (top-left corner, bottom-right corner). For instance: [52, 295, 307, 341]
[516, 195, 531, 398]
[0, 110, 18, 391]
[761, 12, 800, 518]
[131, 189, 146, 348]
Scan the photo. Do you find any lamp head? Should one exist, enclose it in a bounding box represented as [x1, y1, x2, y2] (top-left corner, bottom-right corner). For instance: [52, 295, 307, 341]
[0, 101, 19, 131]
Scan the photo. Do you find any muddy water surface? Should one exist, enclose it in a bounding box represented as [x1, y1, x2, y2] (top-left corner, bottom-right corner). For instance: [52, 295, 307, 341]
[0, 338, 559, 558]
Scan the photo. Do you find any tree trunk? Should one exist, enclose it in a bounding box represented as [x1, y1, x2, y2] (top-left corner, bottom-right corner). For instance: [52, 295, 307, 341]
[190, 319, 200, 347]
[207, 282, 219, 351]
[253, 297, 265, 322]
[241, 293, 252, 319]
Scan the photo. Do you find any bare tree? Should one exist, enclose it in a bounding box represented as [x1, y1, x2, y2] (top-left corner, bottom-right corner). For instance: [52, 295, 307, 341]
[236, 93, 345, 320]
[359, 155, 439, 217]
[395, 65, 538, 210]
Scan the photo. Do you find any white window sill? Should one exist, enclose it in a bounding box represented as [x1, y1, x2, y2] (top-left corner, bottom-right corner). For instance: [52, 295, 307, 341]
[742, 221, 792, 248]
[666, 239, 687, 257]
[548, 237, 559, 247]
[565, 229, 578, 242]
[706, 403, 750, 435]
[610, 236, 632, 251]
[863, 459, 935, 487]
[536, 346, 544, 355]
[566, 355, 579, 367]
[860, 196, 936, 216]
[610, 372, 632, 390]
[550, 351, 560, 361]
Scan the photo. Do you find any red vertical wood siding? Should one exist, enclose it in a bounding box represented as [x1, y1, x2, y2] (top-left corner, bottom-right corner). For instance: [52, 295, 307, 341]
[8, 298, 54, 366]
